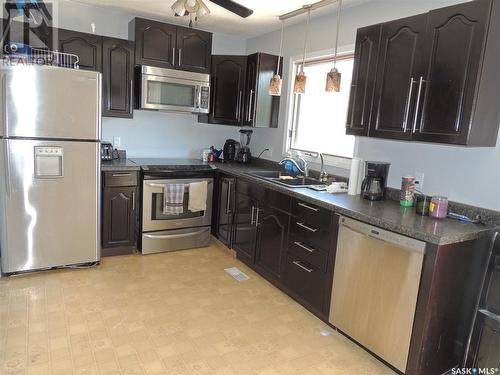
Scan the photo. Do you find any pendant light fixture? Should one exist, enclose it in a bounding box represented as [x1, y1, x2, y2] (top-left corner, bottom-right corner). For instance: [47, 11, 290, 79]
[325, 0, 343, 92]
[269, 20, 285, 96]
[294, 5, 312, 95]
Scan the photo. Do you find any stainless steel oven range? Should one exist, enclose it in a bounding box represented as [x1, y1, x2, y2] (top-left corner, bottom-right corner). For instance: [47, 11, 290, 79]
[137, 161, 214, 255]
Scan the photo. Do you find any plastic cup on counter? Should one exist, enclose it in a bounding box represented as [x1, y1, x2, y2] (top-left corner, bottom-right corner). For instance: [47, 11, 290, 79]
[429, 196, 449, 219]
[415, 194, 432, 216]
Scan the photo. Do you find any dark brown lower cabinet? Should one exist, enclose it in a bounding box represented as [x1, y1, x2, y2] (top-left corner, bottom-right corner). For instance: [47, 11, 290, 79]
[215, 175, 235, 246]
[254, 207, 289, 281]
[102, 171, 138, 256]
[232, 192, 258, 264]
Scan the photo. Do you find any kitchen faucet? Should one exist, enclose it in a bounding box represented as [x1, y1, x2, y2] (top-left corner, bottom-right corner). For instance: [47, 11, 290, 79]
[319, 153, 329, 182]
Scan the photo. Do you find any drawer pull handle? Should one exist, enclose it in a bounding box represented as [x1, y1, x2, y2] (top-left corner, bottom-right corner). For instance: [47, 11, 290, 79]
[298, 202, 319, 212]
[293, 261, 313, 273]
[296, 222, 318, 233]
[294, 241, 316, 253]
[112, 173, 132, 177]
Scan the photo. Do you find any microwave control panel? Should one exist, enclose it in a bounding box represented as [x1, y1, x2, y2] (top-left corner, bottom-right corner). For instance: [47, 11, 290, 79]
[200, 87, 209, 109]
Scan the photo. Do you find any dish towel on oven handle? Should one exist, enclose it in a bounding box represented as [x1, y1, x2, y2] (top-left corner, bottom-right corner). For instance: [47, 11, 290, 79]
[163, 183, 186, 215]
[188, 181, 208, 212]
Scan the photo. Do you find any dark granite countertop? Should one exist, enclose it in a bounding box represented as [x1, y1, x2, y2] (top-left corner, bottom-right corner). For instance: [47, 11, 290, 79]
[101, 159, 140, 171]
[213, 162, 492, 246]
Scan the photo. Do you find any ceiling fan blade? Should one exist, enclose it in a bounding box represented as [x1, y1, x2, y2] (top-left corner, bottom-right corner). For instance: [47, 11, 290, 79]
[210, 0, 253, 18]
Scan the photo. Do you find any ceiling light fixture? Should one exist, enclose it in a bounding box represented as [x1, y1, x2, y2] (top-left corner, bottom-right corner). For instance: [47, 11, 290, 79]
[325, 0, 343, 92]
[171, 0, 211, 24]
[269, 20, 285, 96]
[294, 5, 311, 95]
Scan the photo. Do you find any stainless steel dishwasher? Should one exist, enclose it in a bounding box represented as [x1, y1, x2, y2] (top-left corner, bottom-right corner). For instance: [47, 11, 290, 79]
[329, 216, 426, 373]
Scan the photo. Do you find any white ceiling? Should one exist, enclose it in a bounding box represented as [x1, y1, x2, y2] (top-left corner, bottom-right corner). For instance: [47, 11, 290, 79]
[68, 0, 368, 37]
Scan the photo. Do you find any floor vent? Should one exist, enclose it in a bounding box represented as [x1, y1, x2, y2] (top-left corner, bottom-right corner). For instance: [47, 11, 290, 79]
[224, 267, 250, 282]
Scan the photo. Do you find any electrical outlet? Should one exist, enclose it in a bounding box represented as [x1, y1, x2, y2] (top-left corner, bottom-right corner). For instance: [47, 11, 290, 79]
[415, 171, 425, 191]
[113, 136, 121, 148]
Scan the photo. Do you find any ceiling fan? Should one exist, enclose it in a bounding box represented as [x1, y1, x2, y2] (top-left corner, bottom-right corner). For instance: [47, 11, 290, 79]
[171, 0, 253, 19]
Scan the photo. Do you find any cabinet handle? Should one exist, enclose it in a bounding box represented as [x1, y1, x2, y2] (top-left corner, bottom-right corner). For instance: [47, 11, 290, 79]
[296, 222, 318, 233]
[294, 241, 316, 253]
[255, 208, 261, 227]
[412, 76, 426, 134]
[247, 89, 254, 122]
[112, 173, 131, 177]
[132, 191, 135, 211]
[250, 206, 256, 225]
[172, 47, 175, 65]
[293, 261, 313, 273]
[403, 77, 416, 132]
[297, 202, 319, 212]
[129, 79, 133, 112]
[226, 180, 232, 215]
[178, 49, 182, 66]
[237, 90, 243, 121]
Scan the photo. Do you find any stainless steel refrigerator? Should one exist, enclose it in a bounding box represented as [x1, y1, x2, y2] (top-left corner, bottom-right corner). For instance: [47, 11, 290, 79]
[0, 65, 101, 274]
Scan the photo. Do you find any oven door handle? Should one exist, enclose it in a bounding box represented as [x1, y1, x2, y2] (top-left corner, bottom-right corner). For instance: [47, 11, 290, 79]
[143, 228, 208, 240]
[146, 181, 213, 188]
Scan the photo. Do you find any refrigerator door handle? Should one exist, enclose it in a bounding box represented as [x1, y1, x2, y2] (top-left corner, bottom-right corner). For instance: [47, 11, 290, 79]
[3, 141, 11, 196]
[1, 73, 6, 137]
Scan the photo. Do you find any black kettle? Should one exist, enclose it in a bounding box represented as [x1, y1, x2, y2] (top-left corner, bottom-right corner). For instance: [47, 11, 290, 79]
[223, 139, 238, 162]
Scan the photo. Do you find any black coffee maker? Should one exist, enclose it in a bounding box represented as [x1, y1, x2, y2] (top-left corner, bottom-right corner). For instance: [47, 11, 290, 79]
[361, 161, 391, 201]
[223, 139, 239, 162]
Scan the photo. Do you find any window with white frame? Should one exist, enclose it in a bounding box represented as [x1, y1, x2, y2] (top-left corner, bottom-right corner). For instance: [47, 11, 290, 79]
[288, 54, 355, 159]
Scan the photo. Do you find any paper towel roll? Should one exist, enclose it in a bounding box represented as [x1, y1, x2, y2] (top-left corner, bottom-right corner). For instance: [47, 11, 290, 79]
[348, 157, 363, 196]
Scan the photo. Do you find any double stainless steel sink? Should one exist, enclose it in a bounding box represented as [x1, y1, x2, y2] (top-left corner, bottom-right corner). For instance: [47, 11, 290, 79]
[246, 170, 326, 188]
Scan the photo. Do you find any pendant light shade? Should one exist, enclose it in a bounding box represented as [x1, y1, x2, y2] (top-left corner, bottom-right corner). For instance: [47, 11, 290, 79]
[326, 0, 343, 92]
[269, 20, 285, 96]
[294, 6, 311, 95]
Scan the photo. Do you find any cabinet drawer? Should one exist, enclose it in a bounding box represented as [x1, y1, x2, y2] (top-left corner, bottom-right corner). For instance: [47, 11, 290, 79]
[103, 171, 138, 187]
[284, 254, 325, 311]
[291, 198, 332, 230]
[290, 219, 332, 252]
[237, 179, 290, 212]
[288, 236, 328, 272]
[485, 255, 500, 315]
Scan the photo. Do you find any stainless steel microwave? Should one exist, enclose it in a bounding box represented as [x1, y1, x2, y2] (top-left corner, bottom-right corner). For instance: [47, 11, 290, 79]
[138, 66, 210, 114]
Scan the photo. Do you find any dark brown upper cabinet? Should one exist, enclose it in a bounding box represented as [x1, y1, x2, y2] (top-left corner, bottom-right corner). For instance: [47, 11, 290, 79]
[130, 18, 176, 69]
[176, 26, 212, 73]
[57, 29, 102, 72]
[242, 53, 282, 128]
[102, 37, 134, 118]
[129, 18, 212, 74]
[413, 1, 495, 145]
[346, 24, 381, 136]
[369, 14, 427, 141]
[348, 0, 500, 146]
[200, 55, 247, 126]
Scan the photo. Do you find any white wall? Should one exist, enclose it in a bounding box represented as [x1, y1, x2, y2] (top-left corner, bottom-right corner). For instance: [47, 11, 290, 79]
[53, 0, 247, 159]
[246, 0, 500, 211]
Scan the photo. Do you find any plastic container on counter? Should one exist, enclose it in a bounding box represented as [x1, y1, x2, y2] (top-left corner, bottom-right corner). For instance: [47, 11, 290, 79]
[429, 196, 449, 219]
[416, 194, 432, 216]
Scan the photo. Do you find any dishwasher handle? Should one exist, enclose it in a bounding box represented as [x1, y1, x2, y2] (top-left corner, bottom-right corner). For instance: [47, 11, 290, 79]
[340, 216, 426, 254]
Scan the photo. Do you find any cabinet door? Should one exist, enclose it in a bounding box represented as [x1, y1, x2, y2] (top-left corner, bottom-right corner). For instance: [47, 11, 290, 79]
[209, 55, 247, 125]
[232, 192, 257, 264]
[413, 2, 491, 144]
[57, 29, 102, 71]
[242, 53, 257, 127]
[216, 177, 235, 246]
[255, 207, 289, 280]
[176, 27, 212, 74]
[102, 187, 136, 248]
[370, 15, 427, 140]
[346, 24, 381, 136]
[102, 37, 134, 118]
[133, 18, 176, 68]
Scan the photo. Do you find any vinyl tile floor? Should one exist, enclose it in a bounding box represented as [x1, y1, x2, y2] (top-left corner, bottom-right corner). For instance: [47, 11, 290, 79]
[0, 241, 396, 375]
